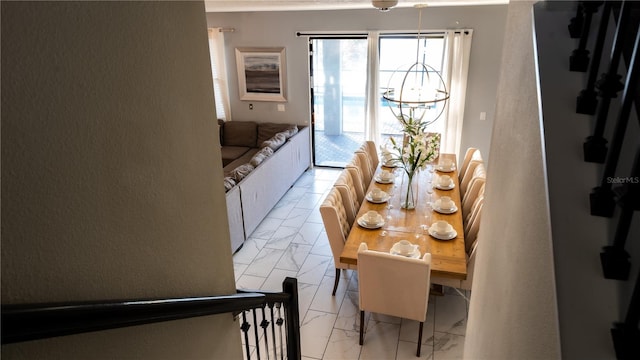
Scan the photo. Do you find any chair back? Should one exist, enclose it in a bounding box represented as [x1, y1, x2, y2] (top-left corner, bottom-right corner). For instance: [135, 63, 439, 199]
[320, 188, 352, 268]
[357, 243, 431, 322]
[460, 160, 484, 197]
[333, 170, 360, 225]
[364, 141, 380, 169]
[354, 151, 374, 186]
[464, 196, 483, 254]
[345, 166, 365, 204]
[459, 148, 482, 180]
[462, 177, 486, 218]
[346, 155, 369, 196]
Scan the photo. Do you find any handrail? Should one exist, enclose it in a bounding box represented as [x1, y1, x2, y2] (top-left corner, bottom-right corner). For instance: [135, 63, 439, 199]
[1, 292, 269, 344]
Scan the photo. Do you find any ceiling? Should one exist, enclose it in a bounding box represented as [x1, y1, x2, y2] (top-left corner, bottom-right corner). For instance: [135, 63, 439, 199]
[204, 0, 509, 13]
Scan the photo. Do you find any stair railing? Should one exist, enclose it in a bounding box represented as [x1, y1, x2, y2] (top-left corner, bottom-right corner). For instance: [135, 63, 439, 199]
[2, 277, 301, 360]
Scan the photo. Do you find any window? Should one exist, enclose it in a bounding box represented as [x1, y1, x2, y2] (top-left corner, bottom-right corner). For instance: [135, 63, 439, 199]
[208, 28, 231, 121]
[308, 32, 463, 167]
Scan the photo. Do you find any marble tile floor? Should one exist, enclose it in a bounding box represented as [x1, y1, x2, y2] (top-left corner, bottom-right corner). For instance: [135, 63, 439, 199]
[233, 167, 470, 360]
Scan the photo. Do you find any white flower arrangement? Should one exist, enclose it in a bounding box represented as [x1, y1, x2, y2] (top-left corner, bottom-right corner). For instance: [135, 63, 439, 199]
[387, 131, 440, 176]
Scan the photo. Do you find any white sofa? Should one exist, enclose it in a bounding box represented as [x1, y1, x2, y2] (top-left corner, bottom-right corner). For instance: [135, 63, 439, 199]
[224, 126, 311, 253]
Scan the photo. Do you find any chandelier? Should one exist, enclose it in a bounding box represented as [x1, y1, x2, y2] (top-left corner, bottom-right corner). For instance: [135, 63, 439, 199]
[382, 5, 449, 127]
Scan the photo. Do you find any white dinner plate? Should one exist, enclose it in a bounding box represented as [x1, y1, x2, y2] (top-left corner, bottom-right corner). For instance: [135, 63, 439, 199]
[374, 176, 394, 184]
[357, 216, 385, 229]
[436, 165, 456, 173]
[428, 227, 457, 240]
[366, 193, 390, 204]
[435, 182, 455, 190]
[432, 200, 458, 214]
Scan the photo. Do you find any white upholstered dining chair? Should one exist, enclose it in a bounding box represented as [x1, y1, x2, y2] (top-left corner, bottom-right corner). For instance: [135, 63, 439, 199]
[357, 243, 432, 357]
[346, 155, 369, 200]
[459, 147, 482, 181]
[431, 193, 483, 301]
[333, 170, 361, 226]
[430, 241, 478, 302]
[460, 160, 485, 198]
[345, 166, 365, 204]
[462, 177, 486, 219]
[464, 196, 484, 253]
[320, 188, 357, 295]
[364, 140, 379, 169]
[354, 149, 374, 187]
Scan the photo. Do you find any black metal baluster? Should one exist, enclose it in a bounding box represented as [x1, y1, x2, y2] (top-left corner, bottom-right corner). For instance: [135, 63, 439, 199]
[275, 303, 285, 360]
[571, 1, 603, 72]
[253, 309, 261, 359]
[611, 267, 640, 359]
[260, 307, 270, 359]
[584, 0, 631, 164]
[269, 303, 278, 360]
[577, 1, 613, 114]
[569, 1, 585, 38]
[241, 311, 252, 360]
[283, 277, 301, 360]
[591, 23, 640, 217]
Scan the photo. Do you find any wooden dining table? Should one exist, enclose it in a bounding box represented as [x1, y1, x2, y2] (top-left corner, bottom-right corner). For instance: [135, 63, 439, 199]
[339, 153, 467, 280]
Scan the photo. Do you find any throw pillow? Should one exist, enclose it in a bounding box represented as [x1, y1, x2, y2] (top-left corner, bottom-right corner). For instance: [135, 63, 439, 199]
[258, 146, 274, 157]
[250, 152, 266, 167]
[223, 176, 236, 191]
[261, 132, 287, 151]
[230, 163, 255, 183]
[283, 125, 299, 139]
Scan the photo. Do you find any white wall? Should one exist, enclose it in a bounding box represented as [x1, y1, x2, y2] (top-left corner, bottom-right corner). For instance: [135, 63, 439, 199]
[464, 1, 561, 359]
[1, 1, 242, 359]
[206, 5, 507, 162]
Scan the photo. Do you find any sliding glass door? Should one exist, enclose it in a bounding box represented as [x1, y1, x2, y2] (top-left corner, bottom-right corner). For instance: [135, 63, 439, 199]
[310, 38, 368, 167]
[309, 34, 446, 167]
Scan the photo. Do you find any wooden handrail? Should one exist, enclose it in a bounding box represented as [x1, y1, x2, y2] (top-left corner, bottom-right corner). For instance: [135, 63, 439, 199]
[2, 292, 270, 344]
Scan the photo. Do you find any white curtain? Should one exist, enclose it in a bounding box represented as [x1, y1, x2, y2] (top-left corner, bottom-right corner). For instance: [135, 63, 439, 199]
[365, 31, 381, 146]
[208, 28, 232, 121]
[441, 30, 473, 156]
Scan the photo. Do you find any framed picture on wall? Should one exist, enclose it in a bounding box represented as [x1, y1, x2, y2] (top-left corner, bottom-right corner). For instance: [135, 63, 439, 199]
[235, 47, 287, 102]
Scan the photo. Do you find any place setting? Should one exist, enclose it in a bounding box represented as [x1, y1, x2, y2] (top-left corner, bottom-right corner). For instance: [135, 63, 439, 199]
[434, 174, 455, 190]
[389, 239, 421, 258]
[428, 220, 458, 241]
[366, 188, 390, 204]
[374, 169, 395, 184]
[357, 210, 385, 229]
[435, 158, 456, 173]
[432, 195, 458, 214]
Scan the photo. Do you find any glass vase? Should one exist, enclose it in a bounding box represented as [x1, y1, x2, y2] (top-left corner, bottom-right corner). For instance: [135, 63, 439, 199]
[401, 171, 417, 210]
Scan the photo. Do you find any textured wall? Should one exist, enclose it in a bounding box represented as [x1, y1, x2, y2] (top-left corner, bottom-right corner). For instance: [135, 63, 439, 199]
[463, 1, 561, 359]
[1, 1, 241, 358]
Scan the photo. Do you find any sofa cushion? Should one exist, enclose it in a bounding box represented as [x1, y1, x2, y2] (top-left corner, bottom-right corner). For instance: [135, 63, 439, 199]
[257, 123, 293, 145]
[221, 146, 251, 167]
[223, 121, 258, 147]
[250, 152, 267, 167]
[223, 176, 236, 192]
[230, 163, 255, 183]
[261, 132, 287, 151]
[283, 125, 299, 139]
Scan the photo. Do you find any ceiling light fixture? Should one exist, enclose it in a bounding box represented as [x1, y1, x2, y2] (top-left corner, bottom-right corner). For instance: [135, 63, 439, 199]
[372, 0, 398, 12]
[382, 4, 449, 126]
